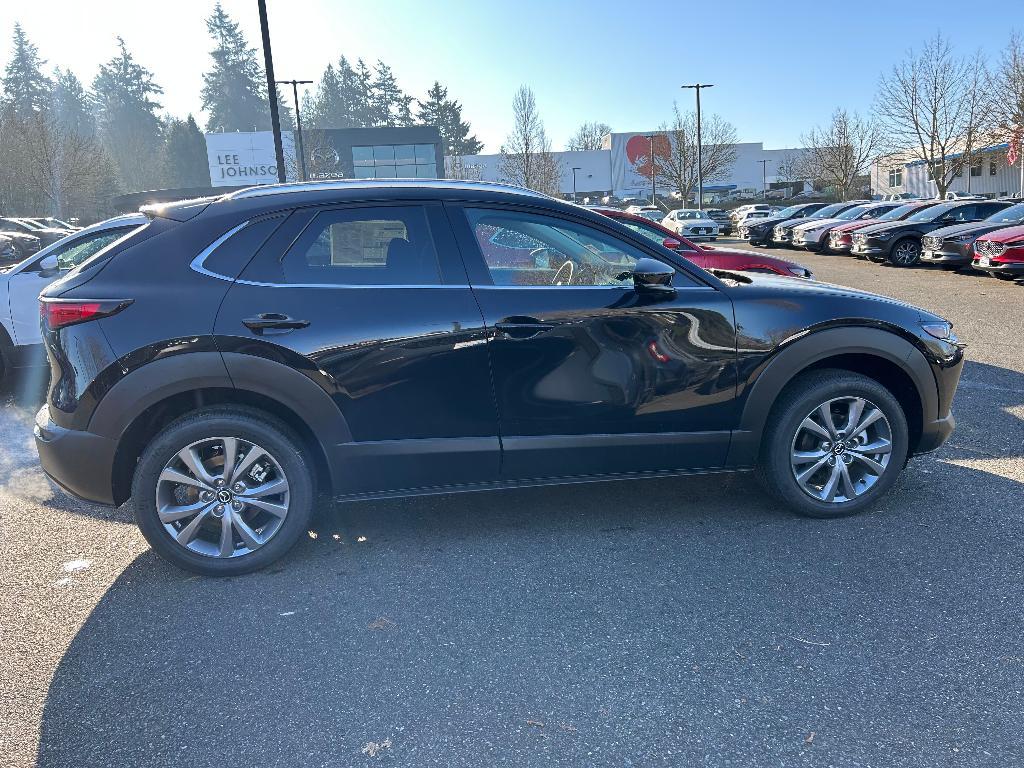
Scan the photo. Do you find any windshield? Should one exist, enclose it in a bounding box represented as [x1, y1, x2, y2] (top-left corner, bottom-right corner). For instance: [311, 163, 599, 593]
[987, 203, 1024, 223]
[776, 205, 807, 217]
[879, 203, 922, 220]
[907, 202, 956, 222]
[835, 205, 870, 221]
[811, 203, 850, 218]
[618, 219, 697, 251]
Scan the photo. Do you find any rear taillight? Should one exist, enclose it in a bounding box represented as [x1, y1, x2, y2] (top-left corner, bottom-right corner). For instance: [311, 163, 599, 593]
[40, 298, 133, 331]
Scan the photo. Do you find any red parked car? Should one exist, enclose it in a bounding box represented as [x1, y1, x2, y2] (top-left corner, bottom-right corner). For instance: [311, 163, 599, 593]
[826, 200, 941, 255]
[971, 224, 1024, 280]
[590, 206, 813, 278]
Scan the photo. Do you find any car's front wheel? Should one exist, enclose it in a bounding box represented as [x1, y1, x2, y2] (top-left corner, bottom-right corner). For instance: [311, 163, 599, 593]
[756, 370, 909, 518]
[888, 238, 921, 267]
[132, 407, 315, 575]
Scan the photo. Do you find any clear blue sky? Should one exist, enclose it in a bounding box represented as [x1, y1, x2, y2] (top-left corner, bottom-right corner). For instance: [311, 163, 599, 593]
[1, 0, 1018, 152]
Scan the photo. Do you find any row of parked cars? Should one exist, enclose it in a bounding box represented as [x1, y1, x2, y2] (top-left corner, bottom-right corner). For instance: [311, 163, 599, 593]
[0, 216, 80, 266]
[736, 199, 1024, 281]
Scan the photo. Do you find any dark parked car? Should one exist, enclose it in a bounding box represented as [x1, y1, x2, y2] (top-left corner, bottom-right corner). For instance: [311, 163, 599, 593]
[0, 217, 70, 247]
[35, 180, 964, 575]
[851, 199, 1012, 266]
[738, 203, 826, 246]
[591, 206, 813, 277]
[827, 201, 942, 255]
[0, 234, 19, 266]
[920, 201, 1024, 269]
[0, 220, 43, 257]
[702, 208, 733, 236]
[771, 201, 870, 247]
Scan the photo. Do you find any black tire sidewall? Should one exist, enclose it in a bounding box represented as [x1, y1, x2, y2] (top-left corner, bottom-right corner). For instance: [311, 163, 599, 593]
[889, 238, 920, 266]
[759, 371, 909, 518]
[132, 410, 314, 575]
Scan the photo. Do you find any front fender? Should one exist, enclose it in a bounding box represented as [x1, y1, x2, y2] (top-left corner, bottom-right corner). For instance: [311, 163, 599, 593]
[727, 326, 937, 466]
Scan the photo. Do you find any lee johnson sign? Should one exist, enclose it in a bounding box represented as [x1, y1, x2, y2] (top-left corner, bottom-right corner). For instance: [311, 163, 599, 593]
[204, 131, 296, 187]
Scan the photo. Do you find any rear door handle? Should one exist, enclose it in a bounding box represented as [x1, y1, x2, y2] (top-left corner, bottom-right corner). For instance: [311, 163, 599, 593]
[243, 313, 310, 335]
[494, 316, 555, 339]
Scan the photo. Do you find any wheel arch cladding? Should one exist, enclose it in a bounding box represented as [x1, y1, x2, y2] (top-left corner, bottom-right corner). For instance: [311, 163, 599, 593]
[728, 326, 934, 466]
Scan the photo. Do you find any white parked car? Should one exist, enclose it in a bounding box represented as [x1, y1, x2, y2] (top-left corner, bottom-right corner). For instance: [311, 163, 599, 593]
[729, 203, 772, 222]
[736, 209, 774, 227]
[0, 213, 146, 382]
[662, 209, 720, 240]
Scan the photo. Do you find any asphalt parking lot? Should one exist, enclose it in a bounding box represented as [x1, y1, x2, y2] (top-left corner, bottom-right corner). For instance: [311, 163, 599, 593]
[1, 244, 1022, 768]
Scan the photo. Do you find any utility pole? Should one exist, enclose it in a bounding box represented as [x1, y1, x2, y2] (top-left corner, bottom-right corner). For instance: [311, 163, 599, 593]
[277, 79, 313, 181]
[571, 167, 581, 203]
[645, 135, 657, 203]
[758, 159, 771, 198]
[681, 83, 714, 209]
[257, 0, 286, 183]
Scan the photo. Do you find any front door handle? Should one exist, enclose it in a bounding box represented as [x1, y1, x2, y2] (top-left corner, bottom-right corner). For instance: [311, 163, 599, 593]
[242, 313, 310, 335]
[494, 316, 555, 340]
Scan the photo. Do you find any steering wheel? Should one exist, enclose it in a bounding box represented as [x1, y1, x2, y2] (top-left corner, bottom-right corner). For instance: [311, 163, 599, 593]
[550, 260, 574, 286]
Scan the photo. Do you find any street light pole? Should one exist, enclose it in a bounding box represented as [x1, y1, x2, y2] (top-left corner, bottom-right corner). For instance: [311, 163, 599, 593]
[758, 159, 771, 198]
[257, 0, 286, 183]
[645, 135, 656, 203]
[277, 79, 313, 181]
[681, 83, 714, 210]
[571, 167, 581, 203]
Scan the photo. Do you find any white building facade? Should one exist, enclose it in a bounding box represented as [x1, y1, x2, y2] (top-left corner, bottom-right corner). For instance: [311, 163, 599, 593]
[871, 144, 1024, 199]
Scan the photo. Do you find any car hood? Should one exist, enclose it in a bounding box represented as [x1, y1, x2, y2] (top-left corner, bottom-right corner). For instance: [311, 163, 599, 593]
[793, 217, 846, 233]
[832, 218, 881, 233]
[728, 270, 938, 316]
[976, 223, 1024, 243]
[677, 218, 718, 227]
[927, 221, 1021, 240]
[853, 220, 918, 236]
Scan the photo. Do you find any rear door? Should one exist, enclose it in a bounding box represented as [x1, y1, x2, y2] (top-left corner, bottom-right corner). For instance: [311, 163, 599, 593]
[213, 201, 499, 496]
[448, 203, 739, 480]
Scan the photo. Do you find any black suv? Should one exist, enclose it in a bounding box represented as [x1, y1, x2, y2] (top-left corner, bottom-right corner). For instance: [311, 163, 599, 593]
[34, 181, 965, 575]
[851, 199, 1012, 266]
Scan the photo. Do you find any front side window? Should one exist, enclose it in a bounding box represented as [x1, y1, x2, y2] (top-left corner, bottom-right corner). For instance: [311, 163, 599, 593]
[617, 219, 697, 251]
[282, 206, 441, 285]
[466, 208, 667, 287]
[49, 227, 136, 270]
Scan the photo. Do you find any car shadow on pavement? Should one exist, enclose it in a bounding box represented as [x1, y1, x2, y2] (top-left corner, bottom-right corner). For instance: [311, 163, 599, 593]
[32, 362, 1024, 767]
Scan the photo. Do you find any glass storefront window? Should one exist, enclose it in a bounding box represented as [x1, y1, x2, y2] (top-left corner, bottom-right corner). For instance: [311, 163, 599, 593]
[416, 164, 437, 179]
[373, 145, 395, 164]
[394, 145, 416, 164]
[353, 165, 375, 178]
[352, 146, 374, 166]
[396, 164, 417, 177]
[415, 144, 436, 164]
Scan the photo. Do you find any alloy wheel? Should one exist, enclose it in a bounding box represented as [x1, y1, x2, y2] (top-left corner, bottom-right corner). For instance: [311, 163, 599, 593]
[155, 437, 290, 558]
[789, 396, 893, 504]
[892, 241, 920, 266]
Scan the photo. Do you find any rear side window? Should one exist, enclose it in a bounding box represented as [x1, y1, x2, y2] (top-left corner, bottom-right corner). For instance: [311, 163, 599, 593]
[204, 216, 284, 278]
[281, 205, 441, 285]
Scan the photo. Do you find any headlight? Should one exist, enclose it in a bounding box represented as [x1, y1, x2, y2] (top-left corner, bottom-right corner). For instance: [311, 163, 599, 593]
[875, 232, 893, 241]
[921, 321, 953, 340]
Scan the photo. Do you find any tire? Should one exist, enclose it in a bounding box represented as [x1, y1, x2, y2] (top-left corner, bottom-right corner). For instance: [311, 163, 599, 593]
[888, 237, 921, 267]
[755, 369, 909, 519]
[132, 407, 315, 575]
[994, 273, 1017, 281]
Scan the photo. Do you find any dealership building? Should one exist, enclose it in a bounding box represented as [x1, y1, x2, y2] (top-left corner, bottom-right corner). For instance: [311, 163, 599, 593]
[200, 127, 804, 203]
[870, 144, 1023, 199]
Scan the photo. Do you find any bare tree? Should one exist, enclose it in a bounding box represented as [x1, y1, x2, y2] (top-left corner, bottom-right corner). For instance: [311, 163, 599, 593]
[498, 86, 562, 196]
[643, 104, 737, 203]
[990, 33, 1024, 135]
[567, 121, 611, 151]
[792, 109, 884, 200]
[875, 33, 992, 198]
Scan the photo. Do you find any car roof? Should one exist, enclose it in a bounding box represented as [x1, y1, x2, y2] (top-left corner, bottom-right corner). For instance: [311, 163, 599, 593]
[226, 178, 551, 201]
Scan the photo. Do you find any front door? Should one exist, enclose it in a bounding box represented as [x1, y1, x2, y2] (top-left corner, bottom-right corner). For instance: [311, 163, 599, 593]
[214, 201, 499, 495]
[448, 204, 739, 480]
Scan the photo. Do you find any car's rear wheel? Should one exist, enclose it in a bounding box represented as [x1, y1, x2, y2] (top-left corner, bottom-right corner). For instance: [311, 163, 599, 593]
[132, 407, 314, 575]
[888, 238, 921, 267]
[756, 370, 909, 518]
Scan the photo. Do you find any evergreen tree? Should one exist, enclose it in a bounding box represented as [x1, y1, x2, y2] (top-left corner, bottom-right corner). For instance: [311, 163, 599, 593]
[2, 24, 51, 118]
[51, 67, 95, 138]
[162, 115, 210, 188]
[201, 2, 292, 131]
[368, 60, 412, 127]
[416, 81, 483, 157]
[92, 37, 165, 191]
[351, 58, 374, 127]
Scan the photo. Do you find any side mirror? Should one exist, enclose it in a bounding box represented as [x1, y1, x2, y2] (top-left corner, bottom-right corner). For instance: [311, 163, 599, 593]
[662, 237, 682, 250]
[38, 254, 59, 276]
[631, 257, 675, 294]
